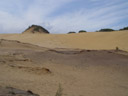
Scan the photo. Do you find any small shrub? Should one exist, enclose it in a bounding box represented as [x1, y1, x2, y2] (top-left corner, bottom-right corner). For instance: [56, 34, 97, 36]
[98, 28, 115, 32]
[55, 84, 63, 96]
[119, 26, 128, 30]
[115, 47, 119, 52]
[33, 27, 40, 32]
[79, 30, 87, 33]
[68, 31, 76, 34]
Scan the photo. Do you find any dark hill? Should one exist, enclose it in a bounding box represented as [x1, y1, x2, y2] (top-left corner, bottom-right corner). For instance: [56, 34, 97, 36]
[22, 25, 49, 34]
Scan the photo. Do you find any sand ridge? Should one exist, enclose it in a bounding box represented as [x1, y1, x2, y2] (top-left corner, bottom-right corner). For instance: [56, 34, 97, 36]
[0, 30, 128, 51]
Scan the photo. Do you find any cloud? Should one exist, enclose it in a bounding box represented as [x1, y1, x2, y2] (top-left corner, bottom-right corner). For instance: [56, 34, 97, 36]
[0, 0, 76, 33]
[0, 0, 128, 33]
[48, 0, 128, 33]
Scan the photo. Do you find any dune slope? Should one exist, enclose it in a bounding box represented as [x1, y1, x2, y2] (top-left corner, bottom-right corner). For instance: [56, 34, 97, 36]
[0, 30, 128, 51]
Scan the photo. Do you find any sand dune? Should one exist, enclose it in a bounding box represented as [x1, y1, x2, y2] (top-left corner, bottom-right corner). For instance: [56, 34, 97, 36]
[0, 30, 128, 51]
[0, 39, 128, 96]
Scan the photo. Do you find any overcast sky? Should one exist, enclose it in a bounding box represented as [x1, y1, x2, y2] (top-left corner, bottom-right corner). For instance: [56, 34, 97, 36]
[0, 0, 128, 33]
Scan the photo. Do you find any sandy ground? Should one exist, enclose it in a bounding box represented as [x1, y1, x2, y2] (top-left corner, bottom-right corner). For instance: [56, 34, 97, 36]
[0, 39, 128, 96]
[0, 86, 39, 96]
[0, 30, 128, 51]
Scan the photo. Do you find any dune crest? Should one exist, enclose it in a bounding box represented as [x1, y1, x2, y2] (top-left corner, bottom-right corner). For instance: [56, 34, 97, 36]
[0, 30, 128, 51]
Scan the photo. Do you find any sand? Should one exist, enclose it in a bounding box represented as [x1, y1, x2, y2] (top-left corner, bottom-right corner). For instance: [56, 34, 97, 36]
[0, 39, 128, 96]
[0, 31, 128, 96]
[0, 30, 128, 51]
[0, 86, 39, 96]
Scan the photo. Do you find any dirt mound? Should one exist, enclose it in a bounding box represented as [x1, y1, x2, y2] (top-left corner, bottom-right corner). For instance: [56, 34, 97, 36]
[22, 25, 49, 34]
[0, 86, 39, 96]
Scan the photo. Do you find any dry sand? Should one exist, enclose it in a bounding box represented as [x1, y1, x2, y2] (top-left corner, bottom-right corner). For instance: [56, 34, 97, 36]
[0, 30, 128, 51]
[0, 86, 39, 96]
[0, 38, 128, 96]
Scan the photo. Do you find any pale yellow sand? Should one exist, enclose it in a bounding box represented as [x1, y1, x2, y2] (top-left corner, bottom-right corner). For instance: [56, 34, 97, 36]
[0, 31, 128, 96]
[0, 30, 128, 51]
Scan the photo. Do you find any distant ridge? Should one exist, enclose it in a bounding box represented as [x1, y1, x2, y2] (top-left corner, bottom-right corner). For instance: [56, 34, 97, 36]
[22, 25, 50, 34]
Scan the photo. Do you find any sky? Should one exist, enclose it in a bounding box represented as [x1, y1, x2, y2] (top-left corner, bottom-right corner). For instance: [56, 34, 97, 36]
[0, 0, 128, 33]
